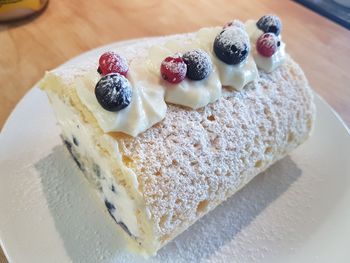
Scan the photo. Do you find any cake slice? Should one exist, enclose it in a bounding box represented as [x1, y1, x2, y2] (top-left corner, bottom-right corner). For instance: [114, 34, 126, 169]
[39, 15, 315, 255]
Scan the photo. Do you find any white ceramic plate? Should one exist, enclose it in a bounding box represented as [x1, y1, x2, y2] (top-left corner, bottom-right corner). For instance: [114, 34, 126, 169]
[1, 40, 350, 263]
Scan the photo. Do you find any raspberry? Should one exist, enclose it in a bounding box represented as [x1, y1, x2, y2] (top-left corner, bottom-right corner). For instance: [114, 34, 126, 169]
[256, 33, 280, 57]
[160, 56, 187, 84]
[98, 51, 128, 76]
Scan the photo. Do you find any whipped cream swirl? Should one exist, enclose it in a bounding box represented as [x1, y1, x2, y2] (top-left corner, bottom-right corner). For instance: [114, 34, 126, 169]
[245, 20, 286, 73]
[148, 39, 222, 109]
[196, 27, 258, 91]
[75, 58, 167, 137]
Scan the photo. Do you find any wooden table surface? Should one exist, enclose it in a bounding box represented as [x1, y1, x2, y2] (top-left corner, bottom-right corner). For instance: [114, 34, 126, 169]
[0, 0, 349, 262]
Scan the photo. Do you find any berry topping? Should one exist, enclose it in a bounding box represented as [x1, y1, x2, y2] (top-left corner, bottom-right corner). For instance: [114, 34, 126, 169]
[182, 49, 212, 81]
[98, 51, 129, 76]
[95, 73, 132, 112]
[223, 19, 245, 29]
[160, 56, 187, 84]
[213, 27, 250, 65]
[256, 33, 280, 57]
[256, 14, 282, 36]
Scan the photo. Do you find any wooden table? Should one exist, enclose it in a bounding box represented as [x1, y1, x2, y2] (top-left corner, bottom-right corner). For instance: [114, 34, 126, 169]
[0, 0, 349, 262]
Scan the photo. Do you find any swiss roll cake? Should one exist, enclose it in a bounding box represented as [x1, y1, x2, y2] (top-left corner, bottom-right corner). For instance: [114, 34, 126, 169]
[39, 15, 315, 255]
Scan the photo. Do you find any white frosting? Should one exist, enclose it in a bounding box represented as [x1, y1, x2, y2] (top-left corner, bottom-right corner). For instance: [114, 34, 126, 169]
[148, 39, 222, 109]
[245, 19, 286, 73]
[196, 27, 258, 91]
[75, 58, 167, 137]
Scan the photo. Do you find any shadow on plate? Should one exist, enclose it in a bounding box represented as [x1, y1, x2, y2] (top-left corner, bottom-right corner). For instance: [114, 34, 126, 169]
[35, 145, 301, 263]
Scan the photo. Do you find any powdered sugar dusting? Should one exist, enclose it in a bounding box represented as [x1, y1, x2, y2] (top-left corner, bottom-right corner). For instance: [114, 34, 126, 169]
[117, 56, 315, 243]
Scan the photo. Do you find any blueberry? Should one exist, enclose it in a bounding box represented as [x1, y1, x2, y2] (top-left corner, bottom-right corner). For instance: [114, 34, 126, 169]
[73, 136, 79, 146]
[63, 138, 84, 171]
[104, 200, 133, 237]
[72, 155, 84, 171]
[105, 200, 116, 213]
[63, 139, 72, 151]
[213, 28, 250, 65]
[182, 49, 212, 80]
[105, 200, 118, 224]
[95, 73, 132, 112]
[118, 221, 132, 237]
[93, 163, 101, 178]
[256, 14, 282, 36]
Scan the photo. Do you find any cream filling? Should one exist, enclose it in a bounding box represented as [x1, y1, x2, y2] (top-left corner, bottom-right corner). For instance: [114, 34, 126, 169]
[196, 27, 258, 91]
[245, 19, 286, 73]
[46, 90, 142, 237]
[75, 59, 167, 137]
